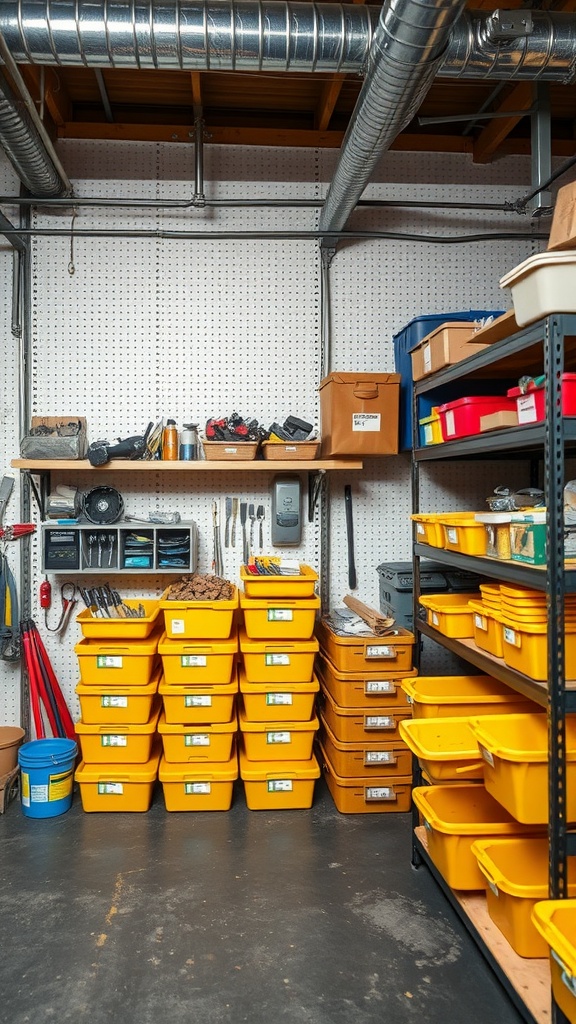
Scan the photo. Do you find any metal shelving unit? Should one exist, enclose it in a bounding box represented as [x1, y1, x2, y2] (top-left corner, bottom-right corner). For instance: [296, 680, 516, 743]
[411, 313, 576, 1024]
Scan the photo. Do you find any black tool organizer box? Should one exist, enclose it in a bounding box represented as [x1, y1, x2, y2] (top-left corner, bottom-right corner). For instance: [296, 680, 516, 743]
[376, 558, 484, 632]
[41, 522, 198, 574]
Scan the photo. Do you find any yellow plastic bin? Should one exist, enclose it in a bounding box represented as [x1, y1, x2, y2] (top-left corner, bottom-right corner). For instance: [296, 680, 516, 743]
[468, 601, 505, 658]
[75, 666, 161, 725]
[239, 745, 320, 810]
[399, 716, 484, 783]
[410, 513, 445, 548]
[317, 654, 414, 709]
[319, 741, 412, 814]
[240, 593, 320, 640]
[412, 784, 544, 891]
[419, 593, 479, 639]
[440, 513, 488, 556]
[319, 715, 412, 778]
[159, 748, 238, 811]
[160, 586, 239, 639]
[315, 618, 415, 674]
[158, 633, 238, 685]
[498, 615, 576, 681]
[76, 600, 161, 639]
[401, 674, 534, 719]
[75, 701, 161, 764]
[239, 666, 319, 722]
[471, 837, 576, 958]
[158, 710, 237, 762]
[240, 631, 318, 683]
[75, 630, 161, 686]
[238, 704, 318, 761]
[469, 712, 575, 824]
[319, 687, 410, 744]
[159, 677, 238, 725]
[74, 744, 161, 812]
[240, 563, 318, 599]
[532, 901, 576, 1023]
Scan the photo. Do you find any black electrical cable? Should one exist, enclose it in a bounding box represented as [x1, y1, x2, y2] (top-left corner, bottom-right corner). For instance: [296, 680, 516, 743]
[1, 227, 549, 243]
[514, 152, 576, 211]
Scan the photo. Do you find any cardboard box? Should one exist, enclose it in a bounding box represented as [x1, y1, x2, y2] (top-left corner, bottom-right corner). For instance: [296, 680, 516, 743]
[548, 181, 576, 251]
[479, 410, 519, 432]
[318, 372, 400, 456]
[20, 416, 87, 460]
[0, 767, 20, 813]
[410, 323, 489, 381]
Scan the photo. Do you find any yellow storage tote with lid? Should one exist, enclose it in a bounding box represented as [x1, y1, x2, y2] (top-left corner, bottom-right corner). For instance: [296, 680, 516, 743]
[238, 703, 318, 761]
[468, 600, 505, 658]
[75, 700, 161, 764]
[439, 513, 487, 556]
[418, 592, 479, 639]
[319, 740, 412, 814]
[240, 562, 318, 599]
[76, 600, 161, 639]
[471, 837, 576, 958]
[158, 710, 237, 763]
[319, 686, 410, 744]
[158, 632, 238, 685]
[239, 745, 320, 810]
[412, 785, 545, 891]
[532, 901, 576, 1023]
[160, 586, 239, 639]
[401, 674, 536, 720]
[315, 618, 415, 674]
[75, 666, 161, 725]
[399, 716, 484, 783]
[240, 630, 318, 683]
[240, 593, 320, 640]
[159, 676, 238, 725]
[74, 742, 161, 812]
[239, 666, 319, 722]
[320, 715, 412, 778]
[317, 654, 414, 709]
[469, 712, 575, 823]
[159, 746, 238, 811]
[75, 629, 161, 686]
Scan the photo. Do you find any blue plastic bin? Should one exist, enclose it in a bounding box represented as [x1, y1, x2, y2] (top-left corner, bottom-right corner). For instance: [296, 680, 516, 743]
[393, 311, 504, 451]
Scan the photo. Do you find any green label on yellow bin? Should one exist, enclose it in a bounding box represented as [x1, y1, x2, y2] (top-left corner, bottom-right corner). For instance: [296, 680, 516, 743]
[267, 609, 293, 622]
[265, 654, 290, 666]
[101, 735, 127, 747]
[266, 693, 292, 706]
[97, 655, 123, 668]
[181, 655, 207, 667]
[98, 782, 124, 795]
[185, 734, 210, 746]
[101, 695, 129, 708]
[185, 782, 211, 795]
[267, 780, 293, 792]
[266, 731, 290, 744]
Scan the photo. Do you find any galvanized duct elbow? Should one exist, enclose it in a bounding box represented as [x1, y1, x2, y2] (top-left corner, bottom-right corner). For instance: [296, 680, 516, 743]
[0, 68, 68, 197]
[318, 0, 467, 239]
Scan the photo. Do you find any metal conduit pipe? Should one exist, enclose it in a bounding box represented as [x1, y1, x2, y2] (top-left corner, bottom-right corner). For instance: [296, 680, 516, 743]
[0, 68, 69, 197]
[1, 2, 576, 82]
[318, 0, 468, 241]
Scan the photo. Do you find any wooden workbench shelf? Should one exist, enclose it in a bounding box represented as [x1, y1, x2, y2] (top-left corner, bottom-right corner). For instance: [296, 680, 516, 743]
[12, 458, 363, 472]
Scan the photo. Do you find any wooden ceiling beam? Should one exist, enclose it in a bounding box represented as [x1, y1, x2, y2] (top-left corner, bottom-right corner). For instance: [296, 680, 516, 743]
[20, 64, 72, 128]
[190, 72, 203, 114]
[472, 82, 533, 164]
[315, 76, 345, 132]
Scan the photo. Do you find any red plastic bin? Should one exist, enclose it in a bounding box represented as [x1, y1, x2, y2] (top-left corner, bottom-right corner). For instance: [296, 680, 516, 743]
[437, 396, 517, 441]
[507, 374, 576, 424]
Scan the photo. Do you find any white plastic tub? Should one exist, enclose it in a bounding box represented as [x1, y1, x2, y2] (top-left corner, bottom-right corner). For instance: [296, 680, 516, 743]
[499, 251, 576, 327]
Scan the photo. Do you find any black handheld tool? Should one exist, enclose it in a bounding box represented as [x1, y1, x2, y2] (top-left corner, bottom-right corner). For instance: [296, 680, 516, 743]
[87, 422, 153, 467]
[344, 485, 357, 590]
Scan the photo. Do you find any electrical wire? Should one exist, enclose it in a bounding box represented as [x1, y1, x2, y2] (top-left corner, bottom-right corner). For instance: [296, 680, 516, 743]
[1, 227, 548, 243]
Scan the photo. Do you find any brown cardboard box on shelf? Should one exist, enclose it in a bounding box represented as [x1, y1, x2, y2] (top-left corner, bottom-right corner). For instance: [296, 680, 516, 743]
[318, 372, 400, 456]
[548, 181, 576, 251]
[410, 322, 489, 381]
[479, 410, 519, 433]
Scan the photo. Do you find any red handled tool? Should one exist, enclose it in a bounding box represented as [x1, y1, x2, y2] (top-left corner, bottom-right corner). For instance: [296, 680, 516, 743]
[0, 523, 36, 540]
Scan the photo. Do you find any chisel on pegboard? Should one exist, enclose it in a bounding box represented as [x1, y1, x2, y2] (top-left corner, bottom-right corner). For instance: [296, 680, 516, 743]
[344, 484, 357, 590]
[0, 474, 15, 526]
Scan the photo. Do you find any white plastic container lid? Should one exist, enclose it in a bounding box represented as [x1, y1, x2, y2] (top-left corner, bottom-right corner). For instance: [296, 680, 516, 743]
[499, 250, 576, 290]
[474, 513, 513, 524]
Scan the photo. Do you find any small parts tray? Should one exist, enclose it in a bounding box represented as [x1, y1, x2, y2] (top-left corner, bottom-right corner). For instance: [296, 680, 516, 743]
[76, 600, 161, 639]
[240, 562, 318, 599]
[202, 441, 259, 460]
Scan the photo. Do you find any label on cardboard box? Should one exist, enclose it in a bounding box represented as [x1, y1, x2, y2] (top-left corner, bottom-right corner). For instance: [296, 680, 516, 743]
[423, 343, 432, 373]
[352, 413, 381, 432]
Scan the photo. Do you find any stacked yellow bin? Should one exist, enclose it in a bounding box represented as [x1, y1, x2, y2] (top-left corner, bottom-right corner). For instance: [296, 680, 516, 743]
[157, 587, 239, 810]
[73, 600, 162, 811]
[315, 617, 416, 813]
[238, 563, 321, 809]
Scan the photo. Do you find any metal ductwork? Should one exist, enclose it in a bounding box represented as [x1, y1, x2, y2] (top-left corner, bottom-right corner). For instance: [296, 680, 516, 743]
[0, 67, 69, 197]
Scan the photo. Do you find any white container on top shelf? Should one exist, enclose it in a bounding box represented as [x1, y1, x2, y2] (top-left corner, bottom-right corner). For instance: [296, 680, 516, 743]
[499, 251, 576, 327]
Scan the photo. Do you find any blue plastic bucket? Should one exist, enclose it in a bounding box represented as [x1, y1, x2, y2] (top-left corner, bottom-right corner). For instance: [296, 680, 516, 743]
[18, 738, 77, 819]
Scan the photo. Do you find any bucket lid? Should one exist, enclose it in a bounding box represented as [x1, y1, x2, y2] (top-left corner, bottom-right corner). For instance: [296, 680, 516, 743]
[19, 737, 77, 763]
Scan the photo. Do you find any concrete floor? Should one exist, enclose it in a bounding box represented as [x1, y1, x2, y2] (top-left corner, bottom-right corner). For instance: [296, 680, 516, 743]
[1, 778, 525, 1024]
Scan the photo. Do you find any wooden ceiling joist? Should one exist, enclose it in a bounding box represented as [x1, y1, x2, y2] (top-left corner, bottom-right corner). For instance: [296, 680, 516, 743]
[472, 83, 534, 164]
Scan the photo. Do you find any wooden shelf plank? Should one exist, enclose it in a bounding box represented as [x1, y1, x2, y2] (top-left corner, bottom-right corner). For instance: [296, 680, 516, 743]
[11, 458, 363, 472]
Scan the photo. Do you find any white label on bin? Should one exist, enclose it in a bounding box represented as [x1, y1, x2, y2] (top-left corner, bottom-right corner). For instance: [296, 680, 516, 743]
[265, 654, 290, 666]
[171, 619, 185, 634]
[416, 522, 425, 535]
[517, 393, 538, 424]
[30, 783, 48, 803]
[185, 734, 210, 746]
[181, 655, 207, 667]
[185, 782, 211, 794]
[224, 447, 238, 454]
[365, 679, 395, 694]
[474, 614, 487, 631]
[352, 413, 381, 432]
[365, 750, 395, 764]
[444, 410, 456, 437]
[365, 645, 395, 659]
[423, 342, 431, 373]
[365, 786, 395, 801]
[101, 695, 129, 708]
[98, 782, 124, 795]
[268, 609, 293, 622]
[267, 779, 293, 792]
[97, 655, 123, 669]
[432, 611, 440, 626]
[503, 627, 519, 647]
[479, 744, 494, 767]
[101, 735, 127, 747]
[446, 528, 458, 544]
[364, 715, 394, 729]
[266, 693, 293, 706]
[266, 731, 291, 744]
[185, 694, 212, 707]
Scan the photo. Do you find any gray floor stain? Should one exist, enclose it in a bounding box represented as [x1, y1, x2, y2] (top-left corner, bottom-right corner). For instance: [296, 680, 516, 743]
[349, 891, 462, 967]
